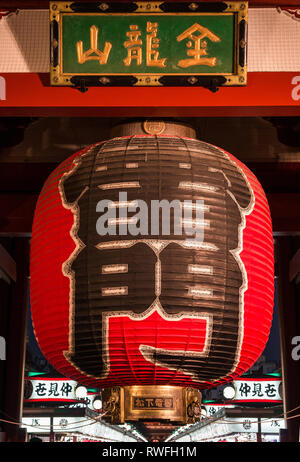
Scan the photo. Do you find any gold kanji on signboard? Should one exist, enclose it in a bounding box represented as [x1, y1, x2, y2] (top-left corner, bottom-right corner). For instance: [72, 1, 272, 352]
[177, 23, 221, 68]
[123, 24, 143, 66]
[76, 25, 112, 65]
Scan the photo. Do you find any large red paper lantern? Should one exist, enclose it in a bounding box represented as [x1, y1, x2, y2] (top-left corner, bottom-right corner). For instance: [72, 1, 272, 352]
[30, 122, 274, 390]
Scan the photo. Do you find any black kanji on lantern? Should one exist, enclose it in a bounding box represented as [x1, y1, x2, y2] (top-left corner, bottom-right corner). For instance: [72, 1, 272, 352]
[59, 135, 253, 382]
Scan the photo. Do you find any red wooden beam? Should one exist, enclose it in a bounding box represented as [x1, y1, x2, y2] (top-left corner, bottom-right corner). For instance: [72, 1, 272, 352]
[0, 73, 300, 118]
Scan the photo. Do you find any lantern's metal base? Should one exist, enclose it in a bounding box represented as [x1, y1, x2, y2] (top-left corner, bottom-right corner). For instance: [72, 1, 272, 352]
[102, 386, 202, 425]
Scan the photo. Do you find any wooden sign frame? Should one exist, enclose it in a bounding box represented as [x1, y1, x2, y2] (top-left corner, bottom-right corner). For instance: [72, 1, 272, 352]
[50, 1, 248, 91]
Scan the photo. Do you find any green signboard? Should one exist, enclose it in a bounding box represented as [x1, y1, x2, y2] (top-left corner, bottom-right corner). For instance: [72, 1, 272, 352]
[50, 1, 248, 90]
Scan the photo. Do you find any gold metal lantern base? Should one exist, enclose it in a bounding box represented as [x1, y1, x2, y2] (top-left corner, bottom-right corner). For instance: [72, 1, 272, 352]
[102, 386, 202, 425]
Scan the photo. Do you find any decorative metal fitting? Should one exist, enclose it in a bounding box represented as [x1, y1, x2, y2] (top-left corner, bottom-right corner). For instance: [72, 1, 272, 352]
[187, 76, 198, 85]
[189, 3, 198, 11]
[99, 77, 110, 85]
[98, 3, 109, 11]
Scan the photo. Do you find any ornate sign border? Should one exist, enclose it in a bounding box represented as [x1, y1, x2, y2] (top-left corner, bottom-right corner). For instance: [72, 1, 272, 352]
[50, 1, 248, 91]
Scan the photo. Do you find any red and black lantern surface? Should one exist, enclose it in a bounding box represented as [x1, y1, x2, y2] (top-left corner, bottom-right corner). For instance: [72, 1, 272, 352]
[30, 121, 274, 390]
